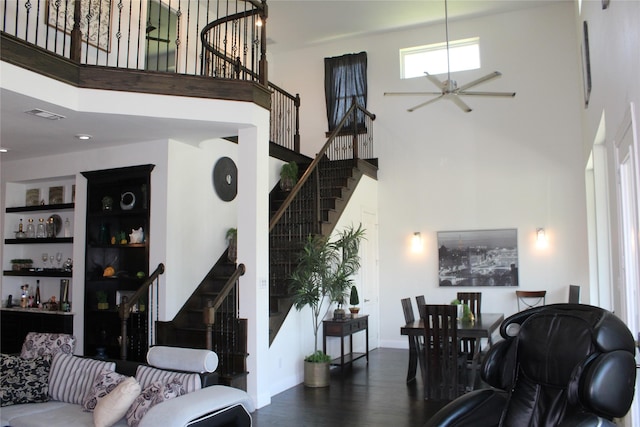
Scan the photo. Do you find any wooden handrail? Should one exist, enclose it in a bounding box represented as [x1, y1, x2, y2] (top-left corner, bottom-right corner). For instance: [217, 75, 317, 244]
[119, 263, 165, 360]
[203, 263, 246, 350]
[269, 99, 376, 231]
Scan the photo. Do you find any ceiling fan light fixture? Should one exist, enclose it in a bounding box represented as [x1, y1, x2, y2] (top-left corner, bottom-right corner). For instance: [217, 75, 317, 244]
[384, 0, 515, 113]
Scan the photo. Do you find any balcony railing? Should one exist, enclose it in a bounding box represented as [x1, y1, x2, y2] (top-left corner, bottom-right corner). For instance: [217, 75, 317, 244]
[1, 0, 299, 151]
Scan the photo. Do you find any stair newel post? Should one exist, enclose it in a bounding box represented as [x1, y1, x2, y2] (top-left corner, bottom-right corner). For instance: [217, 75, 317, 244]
[118, 299, 130, 360]
[294, 93, 301, 153]
[203, 299, 216, 351]
[351, 96, 359, 161]
[70, 0, 82, 62]
[258, 0, 268, 86]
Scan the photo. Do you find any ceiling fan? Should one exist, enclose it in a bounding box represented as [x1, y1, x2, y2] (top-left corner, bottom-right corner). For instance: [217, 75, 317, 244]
[384, 0, 515, 113]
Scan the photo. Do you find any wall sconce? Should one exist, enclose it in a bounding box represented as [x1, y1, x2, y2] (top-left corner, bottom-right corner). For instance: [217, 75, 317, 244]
[536, 228, 547, 248]
[411, 232, 423, 252]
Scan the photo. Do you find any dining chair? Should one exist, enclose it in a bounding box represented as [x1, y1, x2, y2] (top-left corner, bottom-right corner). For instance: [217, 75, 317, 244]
[456, 292, 481, 318]
[568, 285, 580, 303]
[456, 292, 482, 365]
[415, 295, 426, 319]
[516, 290, 546, 311]
[422, 304, 465, 400]
[401, 298, 422, 383]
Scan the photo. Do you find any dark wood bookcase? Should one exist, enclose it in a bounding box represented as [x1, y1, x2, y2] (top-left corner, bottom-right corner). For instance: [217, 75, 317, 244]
[81, 164, 154, 362]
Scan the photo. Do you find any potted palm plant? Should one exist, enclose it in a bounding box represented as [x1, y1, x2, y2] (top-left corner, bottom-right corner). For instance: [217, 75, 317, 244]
[280, 161, 299, 191]
[290, 224, 365, 387]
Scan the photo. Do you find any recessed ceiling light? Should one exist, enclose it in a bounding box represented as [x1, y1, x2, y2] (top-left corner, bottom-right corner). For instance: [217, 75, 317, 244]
[75, 134, 92, 140]
[25, 108, 66, 120]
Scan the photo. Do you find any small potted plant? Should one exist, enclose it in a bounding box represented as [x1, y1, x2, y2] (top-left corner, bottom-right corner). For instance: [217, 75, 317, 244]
[96, 291, 109, 310]
[280, 161, 299, 191]
[349, 285, 360, 317]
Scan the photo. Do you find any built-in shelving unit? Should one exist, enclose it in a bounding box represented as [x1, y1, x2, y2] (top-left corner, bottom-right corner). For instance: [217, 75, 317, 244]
[82, 164, 154, 362]
[2, 178, 76, 306]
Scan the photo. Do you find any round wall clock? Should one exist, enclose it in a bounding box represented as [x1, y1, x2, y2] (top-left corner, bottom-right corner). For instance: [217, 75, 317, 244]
[212, 157, 237, 201]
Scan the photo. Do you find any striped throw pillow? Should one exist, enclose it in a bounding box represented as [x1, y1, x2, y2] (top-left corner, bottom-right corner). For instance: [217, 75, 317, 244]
[48, 353, 115, 404]
[135, 365, 201, 394]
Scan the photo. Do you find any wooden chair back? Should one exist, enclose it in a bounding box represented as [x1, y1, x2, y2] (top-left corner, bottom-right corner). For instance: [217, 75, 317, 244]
[422, 304, 463, 400]
[516, 290, 547, 311]
[415, 295, 426, 319]
[456, 292, 482, 317]
[401, 298, 415, 324]
[456, 292, 482, 360]
[568, 285, 580, 304]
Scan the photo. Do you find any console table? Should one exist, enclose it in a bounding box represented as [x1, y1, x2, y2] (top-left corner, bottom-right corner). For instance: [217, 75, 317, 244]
[323, 315, 369, 370]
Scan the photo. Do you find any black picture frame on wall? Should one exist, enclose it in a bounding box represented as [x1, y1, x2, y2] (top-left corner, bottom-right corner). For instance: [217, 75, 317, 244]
[581, 21, 592, 108]
[437, 228, 519, 287]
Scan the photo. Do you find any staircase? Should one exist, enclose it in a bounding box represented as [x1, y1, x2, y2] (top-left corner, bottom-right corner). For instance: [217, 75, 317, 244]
[155, 251, 248, 390]
[268, 157, 377, 345]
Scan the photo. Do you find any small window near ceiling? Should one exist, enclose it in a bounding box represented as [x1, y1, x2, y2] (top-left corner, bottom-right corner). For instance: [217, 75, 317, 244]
[400, 37, 480, 79]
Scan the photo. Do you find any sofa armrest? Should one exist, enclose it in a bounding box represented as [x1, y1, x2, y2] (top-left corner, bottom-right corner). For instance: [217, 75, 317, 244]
[138, 385, 254, 427]
[424, 389, 508, 427]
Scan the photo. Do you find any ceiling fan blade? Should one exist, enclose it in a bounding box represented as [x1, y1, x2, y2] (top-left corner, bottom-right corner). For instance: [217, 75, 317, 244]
[384, 91, 443, 96]
[449, 95, 472, 113]
[456, 71, 502, 92]
[407, 95, 445, 112]
[458, 91, 516, 97]
[424, 72, 446, 90]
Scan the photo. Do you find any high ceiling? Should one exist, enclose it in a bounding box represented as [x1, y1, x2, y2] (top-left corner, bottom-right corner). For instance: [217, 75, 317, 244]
[0, 0, 549, 163]
[265, 0, 548, 54]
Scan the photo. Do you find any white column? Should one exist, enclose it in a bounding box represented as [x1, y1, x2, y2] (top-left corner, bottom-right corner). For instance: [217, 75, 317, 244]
[237, 117, 270, 408]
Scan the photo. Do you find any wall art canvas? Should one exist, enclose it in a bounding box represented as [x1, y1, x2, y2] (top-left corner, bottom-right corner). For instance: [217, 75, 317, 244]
[49, 186, 64, 204]
[26, 188, 41, 206]
[46, 0, 112, 51]
[438, 228, 519, 287]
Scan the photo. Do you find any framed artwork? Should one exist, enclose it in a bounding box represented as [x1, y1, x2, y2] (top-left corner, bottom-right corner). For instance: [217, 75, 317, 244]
[46, 0, 112, 52]
[602, 0, 610, 9]
[438, 228, 519, 287]
[26, 188, 40, 206]
[581, 21, 592, 108]
[49, 186, 64, 204]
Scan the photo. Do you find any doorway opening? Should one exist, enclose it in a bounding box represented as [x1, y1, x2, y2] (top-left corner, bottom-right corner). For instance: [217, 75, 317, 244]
[145, 0, 178, 72]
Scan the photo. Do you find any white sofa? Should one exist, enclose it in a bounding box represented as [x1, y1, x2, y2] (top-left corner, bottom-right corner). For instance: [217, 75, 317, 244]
[1, 348, 254, 427]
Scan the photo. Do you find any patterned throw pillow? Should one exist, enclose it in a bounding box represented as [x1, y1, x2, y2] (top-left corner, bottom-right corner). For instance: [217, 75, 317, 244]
[20, 332, 76, 360]
[125, 378, 185, 427]
[0, 353, 50, 407]
[134, 365, 201, 393]
[82, 369, 127, 411]
[48, 353, 115, 404]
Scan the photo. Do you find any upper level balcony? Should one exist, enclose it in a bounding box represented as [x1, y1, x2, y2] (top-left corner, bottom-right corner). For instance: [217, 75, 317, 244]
[1, 0, 300, 152]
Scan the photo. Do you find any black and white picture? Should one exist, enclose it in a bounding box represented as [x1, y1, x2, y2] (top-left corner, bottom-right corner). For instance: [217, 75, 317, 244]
[438, 228, 518, 287]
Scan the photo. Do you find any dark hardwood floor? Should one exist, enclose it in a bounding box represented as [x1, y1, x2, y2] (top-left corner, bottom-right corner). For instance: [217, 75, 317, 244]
[251, 348, 449, 427]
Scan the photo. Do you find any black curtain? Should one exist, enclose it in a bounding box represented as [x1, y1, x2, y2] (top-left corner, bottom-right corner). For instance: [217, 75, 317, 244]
[324, 51, 367, 131]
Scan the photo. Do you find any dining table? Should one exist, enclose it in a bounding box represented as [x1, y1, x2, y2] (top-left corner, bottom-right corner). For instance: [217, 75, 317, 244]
[400, 312, 504, 388]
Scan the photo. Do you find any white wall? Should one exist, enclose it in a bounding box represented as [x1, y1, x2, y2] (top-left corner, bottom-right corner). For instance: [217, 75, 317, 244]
[270, 2, 588, 349]
[577, 2, 640, 424]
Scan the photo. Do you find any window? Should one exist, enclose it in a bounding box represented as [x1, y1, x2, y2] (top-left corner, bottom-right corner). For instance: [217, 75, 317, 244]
[324, 52, 367, 132]
[400, 37, 480, 79]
